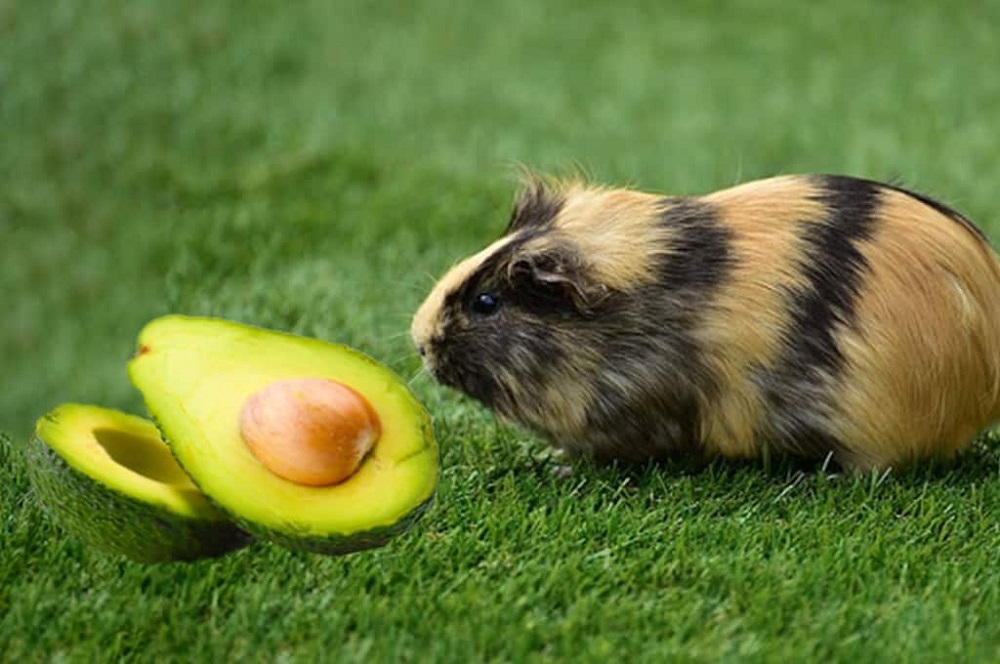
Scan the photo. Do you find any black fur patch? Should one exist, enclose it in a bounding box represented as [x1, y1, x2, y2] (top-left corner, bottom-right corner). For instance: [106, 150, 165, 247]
[585, 364, 705, 461]
[506, 181, 565, 233]
[646, 198, 733, 448]
[771, 175, 880, 375]
[577, 197, 734, 456]
[658, 197, 735, 298]
[756, 174, 881, 457]
[444, 319, 567, 418]
[797, 175, 880, 372]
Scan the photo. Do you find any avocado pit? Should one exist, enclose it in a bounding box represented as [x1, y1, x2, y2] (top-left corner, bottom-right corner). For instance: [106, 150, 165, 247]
[239, 377, 380, 486]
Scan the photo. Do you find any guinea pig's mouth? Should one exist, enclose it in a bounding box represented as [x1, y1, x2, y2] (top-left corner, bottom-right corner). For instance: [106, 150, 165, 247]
[416, 348, 452, 385]
[425, 355, 501, 410]
[424, 356, 462, 390]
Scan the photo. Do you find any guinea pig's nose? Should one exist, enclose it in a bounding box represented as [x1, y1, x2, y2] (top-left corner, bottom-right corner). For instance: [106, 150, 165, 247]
[416, 344, 427, 358]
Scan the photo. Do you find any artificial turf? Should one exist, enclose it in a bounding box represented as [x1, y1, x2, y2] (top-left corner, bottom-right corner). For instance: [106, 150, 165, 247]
[3, 1, 1000, 661]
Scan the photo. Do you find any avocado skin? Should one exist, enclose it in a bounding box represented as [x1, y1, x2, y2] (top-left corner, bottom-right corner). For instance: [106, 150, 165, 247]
[26, 434, 253, 564]
[225, 494, 434, 556]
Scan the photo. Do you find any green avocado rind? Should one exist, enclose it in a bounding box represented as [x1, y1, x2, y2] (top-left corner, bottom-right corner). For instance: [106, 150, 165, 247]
[27, 418, 252, 564]
[222, 493, 435, 556]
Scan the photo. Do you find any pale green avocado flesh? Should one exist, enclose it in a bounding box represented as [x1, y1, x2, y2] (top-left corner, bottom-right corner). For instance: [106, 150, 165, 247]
[28, 404, 251, 563]
[127, 315, 438, 555]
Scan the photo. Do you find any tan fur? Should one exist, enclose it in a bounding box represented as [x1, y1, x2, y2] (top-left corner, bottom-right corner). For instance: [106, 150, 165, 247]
[552, 187, 666, 289]
[521, 184, 668, 292]
[696, 176, 829, 457]
[829, 190, 1000, 469]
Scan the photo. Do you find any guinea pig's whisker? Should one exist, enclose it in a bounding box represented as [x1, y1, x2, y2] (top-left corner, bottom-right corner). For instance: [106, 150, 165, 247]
[379, 349, 418, 367]
[406, 367, 432, 388]
[381, 329, 416, 342]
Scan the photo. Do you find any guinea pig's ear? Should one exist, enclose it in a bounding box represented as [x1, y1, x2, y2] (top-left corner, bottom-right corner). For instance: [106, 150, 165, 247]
[508, 246, 609, 314]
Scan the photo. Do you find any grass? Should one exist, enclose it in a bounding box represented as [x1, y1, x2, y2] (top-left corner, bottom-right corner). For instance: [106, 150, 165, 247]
[3, 0, 1000, 661]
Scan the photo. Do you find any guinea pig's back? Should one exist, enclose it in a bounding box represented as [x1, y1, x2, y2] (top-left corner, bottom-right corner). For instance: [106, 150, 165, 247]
[695, 175, 1000, 470]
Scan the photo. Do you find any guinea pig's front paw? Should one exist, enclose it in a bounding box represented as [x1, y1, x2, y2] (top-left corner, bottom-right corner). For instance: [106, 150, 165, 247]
[536, 445, 575, 478]
[549, 463, 575, 479]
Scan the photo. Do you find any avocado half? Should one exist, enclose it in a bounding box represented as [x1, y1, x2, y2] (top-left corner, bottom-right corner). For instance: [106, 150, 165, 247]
[127, 315, 438, 555]
[27, 404, 251, 563]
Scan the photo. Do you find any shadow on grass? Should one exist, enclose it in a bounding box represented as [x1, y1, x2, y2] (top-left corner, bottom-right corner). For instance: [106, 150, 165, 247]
[477, 422, 1000, 504]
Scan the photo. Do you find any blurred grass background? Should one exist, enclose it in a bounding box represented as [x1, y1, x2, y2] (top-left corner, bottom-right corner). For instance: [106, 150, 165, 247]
[3, 1, 1000, 661]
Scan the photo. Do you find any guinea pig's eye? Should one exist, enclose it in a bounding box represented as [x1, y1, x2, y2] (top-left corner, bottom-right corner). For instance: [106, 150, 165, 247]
[471, 292, 501, 316]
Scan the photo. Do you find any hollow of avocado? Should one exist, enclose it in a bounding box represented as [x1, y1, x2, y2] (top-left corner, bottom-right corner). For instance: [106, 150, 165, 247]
[127, 315, 439, 555]
[27, 404, 252, 563]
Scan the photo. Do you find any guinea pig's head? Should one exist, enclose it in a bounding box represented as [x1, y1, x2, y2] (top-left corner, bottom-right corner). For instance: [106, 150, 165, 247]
[411, 177, 688, 443]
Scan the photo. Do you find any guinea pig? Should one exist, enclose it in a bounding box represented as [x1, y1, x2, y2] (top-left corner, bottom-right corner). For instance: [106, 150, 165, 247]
[410, 173, 1000, 473]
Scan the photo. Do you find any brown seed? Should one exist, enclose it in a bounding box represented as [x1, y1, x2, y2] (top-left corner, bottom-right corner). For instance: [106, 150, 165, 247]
[239, 377, 380, 486]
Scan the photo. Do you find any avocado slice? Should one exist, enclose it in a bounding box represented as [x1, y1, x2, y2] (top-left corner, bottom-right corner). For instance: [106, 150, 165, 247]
[28, 404, 251, 563]
[127, 315, 438, 555]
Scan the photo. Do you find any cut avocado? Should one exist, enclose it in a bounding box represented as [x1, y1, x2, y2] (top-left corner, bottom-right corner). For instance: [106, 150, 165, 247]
[28, 404, 251, 563]
[127, 315, 438, 555]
